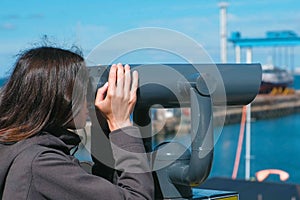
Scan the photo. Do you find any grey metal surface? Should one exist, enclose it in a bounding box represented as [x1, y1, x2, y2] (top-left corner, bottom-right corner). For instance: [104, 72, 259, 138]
[88, 63, 262, 107]
[88, 63, 262, 199]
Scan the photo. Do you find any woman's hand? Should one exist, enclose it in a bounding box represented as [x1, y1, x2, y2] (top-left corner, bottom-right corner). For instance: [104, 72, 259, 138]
[95, 63, 138, 132]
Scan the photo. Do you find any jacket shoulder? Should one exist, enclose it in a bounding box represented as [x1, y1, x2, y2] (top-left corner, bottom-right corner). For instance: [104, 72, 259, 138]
[3, 143, 71, 199]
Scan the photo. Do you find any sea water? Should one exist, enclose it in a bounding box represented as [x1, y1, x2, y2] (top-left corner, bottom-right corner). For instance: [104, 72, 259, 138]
[0, 77, 8, 87]
[211, 113, 300, 184]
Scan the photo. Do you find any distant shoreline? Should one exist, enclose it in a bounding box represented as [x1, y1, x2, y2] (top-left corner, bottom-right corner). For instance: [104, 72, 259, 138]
[214, 91, 300, 125]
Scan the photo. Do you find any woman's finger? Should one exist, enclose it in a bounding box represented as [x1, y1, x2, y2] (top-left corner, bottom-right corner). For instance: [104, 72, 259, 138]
[108, 64, 117, 96]
[116, 63, 124, 96]
[124, 64, 131, 98]
[130, 70, 139, 101]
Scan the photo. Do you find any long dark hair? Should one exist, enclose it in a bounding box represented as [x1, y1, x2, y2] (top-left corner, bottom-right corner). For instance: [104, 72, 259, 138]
[0, 46, 88, 143]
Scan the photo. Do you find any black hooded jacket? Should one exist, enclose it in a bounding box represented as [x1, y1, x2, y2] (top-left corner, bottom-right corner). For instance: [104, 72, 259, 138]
[0, 126, 154, 199]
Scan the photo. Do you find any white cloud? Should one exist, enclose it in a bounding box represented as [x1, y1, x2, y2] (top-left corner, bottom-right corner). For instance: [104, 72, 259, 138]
[27, 13, 44, 19]
[0, 22, 16, 30]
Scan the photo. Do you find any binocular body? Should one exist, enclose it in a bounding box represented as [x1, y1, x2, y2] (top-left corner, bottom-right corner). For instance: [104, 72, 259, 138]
[89, 63, 261, 108]
[88, 63, 262, 199]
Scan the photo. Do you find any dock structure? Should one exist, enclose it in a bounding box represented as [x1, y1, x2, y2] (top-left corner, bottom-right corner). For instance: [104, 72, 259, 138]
[153, 91, 300, 136]
[218, 91, 300, 125]
[228, 30, 300, 71]
[85, 89, 300, 143]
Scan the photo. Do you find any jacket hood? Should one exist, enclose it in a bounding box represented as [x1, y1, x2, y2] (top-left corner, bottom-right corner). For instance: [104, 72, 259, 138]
[0, 128, 81, 196]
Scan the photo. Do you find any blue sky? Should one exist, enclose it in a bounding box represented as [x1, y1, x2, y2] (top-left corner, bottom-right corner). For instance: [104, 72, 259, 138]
[1, 0, 300, 77]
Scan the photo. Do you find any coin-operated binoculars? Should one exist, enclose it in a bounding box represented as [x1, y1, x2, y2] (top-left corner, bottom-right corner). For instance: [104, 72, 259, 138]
[88, 64, 262, 199]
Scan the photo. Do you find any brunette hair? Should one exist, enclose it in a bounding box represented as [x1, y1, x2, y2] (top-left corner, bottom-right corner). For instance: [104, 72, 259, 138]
[0, 46, 88, 143]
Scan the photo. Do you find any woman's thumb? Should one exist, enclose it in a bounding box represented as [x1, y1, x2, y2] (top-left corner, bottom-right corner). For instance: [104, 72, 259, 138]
[95, 82, 108, 103]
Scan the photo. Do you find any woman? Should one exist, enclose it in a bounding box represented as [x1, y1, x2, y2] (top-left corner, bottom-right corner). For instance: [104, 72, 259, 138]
[0, 47, 154, 199]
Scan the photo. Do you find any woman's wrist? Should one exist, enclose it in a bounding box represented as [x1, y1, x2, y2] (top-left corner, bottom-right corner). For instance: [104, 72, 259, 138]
[108, 120, 132, 132]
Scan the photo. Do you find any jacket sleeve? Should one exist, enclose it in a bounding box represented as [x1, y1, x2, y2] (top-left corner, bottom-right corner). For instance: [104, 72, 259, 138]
[32, 126, 154, 200]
